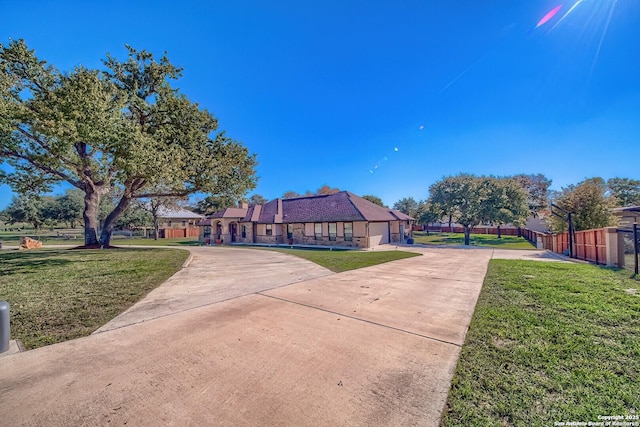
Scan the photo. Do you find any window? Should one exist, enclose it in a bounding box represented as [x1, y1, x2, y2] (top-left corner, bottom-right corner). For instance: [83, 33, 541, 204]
[344, 222, 353, 241]
[314, 223, 322, 240]
[203, 226, 211, 238]
[242, 225, 247, 238]
[329, 223, 337, 241]
[286, 224, 293, 239]
[266, 224, 272, 236]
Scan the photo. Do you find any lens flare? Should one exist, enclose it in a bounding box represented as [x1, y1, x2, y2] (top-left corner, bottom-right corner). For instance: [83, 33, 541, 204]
[536, 5, 562, 28]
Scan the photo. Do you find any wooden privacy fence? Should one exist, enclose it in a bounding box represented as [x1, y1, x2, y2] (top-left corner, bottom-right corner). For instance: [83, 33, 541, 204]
[523, 228, 609, 265]
[160, 228, 200, 238]
[574, 229, 607, 265]
[415, 225, 521, 235]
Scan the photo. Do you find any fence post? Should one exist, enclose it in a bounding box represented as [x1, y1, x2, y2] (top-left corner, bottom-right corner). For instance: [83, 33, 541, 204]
[0, 301, 9, 354]
[634, 224, 639, 275]
[604, 227, 619, 267]
[568, 213, 575, 258]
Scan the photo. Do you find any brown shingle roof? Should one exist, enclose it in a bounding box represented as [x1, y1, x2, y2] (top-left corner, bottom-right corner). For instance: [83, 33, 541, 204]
[281, 191, 413, 223]
[203, 191, 414, 225]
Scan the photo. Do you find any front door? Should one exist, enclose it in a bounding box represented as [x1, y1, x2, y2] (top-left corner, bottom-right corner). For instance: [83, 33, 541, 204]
[230, 223, 237, 242]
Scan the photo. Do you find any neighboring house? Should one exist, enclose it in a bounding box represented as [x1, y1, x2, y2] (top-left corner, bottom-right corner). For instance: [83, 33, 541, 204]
[155, 206, 205, 229]
[154, 206, 204, 239]
[612, 206, 640, 228]
[198, 191, 413, 248]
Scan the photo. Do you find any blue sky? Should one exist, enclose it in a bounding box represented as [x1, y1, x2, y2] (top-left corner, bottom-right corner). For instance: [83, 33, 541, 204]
[1, 0, 638, 209]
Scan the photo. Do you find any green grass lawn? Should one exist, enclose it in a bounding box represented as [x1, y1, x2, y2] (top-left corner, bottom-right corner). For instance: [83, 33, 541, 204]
[413, 231, 536, 250]
[263, 248, 421, 272]
[0, 248, 188, 349]
[0, 230, 201, 247]
[441, 260, 640, 426]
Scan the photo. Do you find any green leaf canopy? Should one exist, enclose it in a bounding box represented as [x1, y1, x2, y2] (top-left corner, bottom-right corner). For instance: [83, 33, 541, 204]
[0, 40, 257, 246]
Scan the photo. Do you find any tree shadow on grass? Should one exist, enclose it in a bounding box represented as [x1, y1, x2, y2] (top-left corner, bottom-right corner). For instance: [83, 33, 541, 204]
[0, 251, 72, 276]
[171, 241, 201, 246]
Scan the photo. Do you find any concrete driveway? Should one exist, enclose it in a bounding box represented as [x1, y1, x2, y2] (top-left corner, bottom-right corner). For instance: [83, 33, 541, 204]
[0, 246, 494, 426]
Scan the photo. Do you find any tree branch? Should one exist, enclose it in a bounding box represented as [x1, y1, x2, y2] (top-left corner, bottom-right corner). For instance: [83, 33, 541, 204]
[133, 191, 190, 199]
[15, 127, 80, 169]
[0, 149, 83, 189]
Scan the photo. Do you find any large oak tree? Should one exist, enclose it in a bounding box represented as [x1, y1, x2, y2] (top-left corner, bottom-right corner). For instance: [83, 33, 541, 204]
[0, 40, 257, 246]
[547, 177, 614, 232]
[427, 174, 529, 245]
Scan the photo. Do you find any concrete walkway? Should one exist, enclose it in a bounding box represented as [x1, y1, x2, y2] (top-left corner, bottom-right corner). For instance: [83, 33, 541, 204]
[0, 246, 544, 426]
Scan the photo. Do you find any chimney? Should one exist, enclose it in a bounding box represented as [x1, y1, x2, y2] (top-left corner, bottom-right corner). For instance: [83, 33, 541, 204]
[239, 201, 249, 209]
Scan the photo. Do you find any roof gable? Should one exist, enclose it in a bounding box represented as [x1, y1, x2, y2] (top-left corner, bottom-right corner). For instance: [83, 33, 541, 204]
[209, 207, 248, 219]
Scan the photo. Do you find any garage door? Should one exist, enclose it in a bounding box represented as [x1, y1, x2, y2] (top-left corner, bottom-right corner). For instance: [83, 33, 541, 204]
[369, 222, 389, 246]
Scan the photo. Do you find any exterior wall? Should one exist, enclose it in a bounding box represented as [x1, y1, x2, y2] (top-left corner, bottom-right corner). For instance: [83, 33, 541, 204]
[390, 220, 412, 243]
[254, 223, 283, 244]
[617, 213, 639, 228]
[390, 221, 400, 243]
[236, 222, 254, 244]
[287, 221, 366, 248]
[202, 219, 408, 248]
[199, 219, 243, 244]
[353, 222, 368, 248]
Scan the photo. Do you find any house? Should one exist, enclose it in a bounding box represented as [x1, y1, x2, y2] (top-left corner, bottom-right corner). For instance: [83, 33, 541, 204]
[197, 191, 413, 248]
[612, 206, 640, 228]
[153, 206, 204, 239]
[156, 206, 205, 229]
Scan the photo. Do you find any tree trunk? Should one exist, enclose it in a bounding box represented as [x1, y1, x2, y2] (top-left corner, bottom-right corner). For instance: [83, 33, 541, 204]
[154, 218, 159, 241]
[99, 194, 132, 247]
[84, 188, 101, 246]
[497, 225, 502, 239]
[464, 226, 471, 246]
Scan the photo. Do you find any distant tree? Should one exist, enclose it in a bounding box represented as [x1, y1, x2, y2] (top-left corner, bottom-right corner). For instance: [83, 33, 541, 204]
[248, 194, 267, 205]
[511, 173, 552, 214]
[361, 195, 386, 207]
[607, 177, 640, 207]
[415, 201, 440, 230]
[0, 40, 257, 247]
[282, 191, 302, 199]
[547, 177, 614, 232]
[194, 194, 237, 215]
[3, 194, 48, 230]
[53, 189, 84, 228]
[316, 185, 341, 195]
[115, 200, 153, 232]
[393, 197, 419, 217]
[427, 174, 529, 245]
[0, 208, 9, 225]
[482, 178, 530, 237]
